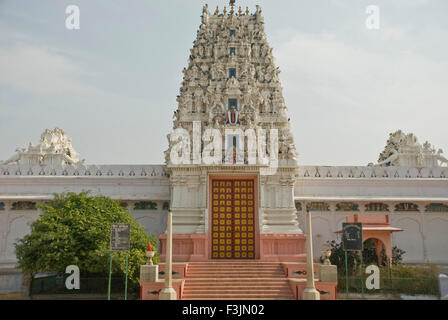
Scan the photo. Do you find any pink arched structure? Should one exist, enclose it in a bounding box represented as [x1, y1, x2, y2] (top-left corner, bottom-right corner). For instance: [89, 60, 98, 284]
[337, 214, 403, 265]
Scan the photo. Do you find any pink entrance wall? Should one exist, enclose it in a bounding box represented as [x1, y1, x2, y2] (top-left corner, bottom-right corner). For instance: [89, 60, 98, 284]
[159, 174, 307, 262]
[159, 234, 208, 262]
[259, 234, 307, 262]
[160, 233, 307, 262]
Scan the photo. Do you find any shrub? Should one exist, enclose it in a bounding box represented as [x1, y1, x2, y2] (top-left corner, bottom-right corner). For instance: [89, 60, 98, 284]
[15, 192, 158, 289]
[326, 239, 406, 275]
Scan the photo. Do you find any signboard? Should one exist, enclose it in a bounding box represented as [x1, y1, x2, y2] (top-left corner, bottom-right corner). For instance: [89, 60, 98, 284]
[110, 223, 130, 251]
[342, 223, 363, 251]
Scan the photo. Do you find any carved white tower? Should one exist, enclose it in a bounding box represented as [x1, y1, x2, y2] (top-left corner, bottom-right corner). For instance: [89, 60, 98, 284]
[161, 3, 305, 262]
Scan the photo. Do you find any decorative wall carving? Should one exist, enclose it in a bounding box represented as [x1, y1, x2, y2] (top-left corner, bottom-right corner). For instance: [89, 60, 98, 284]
[134, 201, 158, 210]
[307, 202, 330, 212]
[425, 203, 448, 212]
[0, 164, 168, 178]
[395, 203, 419, 212]
[365, 203, 390, 212]
[297, 166, 448, 179]
[11, 201, 36, 210]
[335, 202, 359, 212]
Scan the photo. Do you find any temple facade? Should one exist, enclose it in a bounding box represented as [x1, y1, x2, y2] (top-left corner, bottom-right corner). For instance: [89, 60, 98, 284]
[162, 3, 303, 263]
[1, 4, 448, 273]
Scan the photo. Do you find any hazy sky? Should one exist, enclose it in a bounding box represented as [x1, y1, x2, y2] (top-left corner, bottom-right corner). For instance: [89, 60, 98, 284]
[1, 0, 447, 165]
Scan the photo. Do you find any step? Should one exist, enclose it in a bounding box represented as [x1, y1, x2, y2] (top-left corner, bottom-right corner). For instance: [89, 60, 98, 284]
[183, 282, 292, 288]
[182, 293, 294, 299]
[184, 284, 289, 288]
[187, 265, 283, 269]
[184, 283, 289, 288]
[182, 289, 292, 294]
[183, 288, 291, 292]
[188, 266, 282, 267]
[184, 278, 289, 281]
[186, 273, 285, 279]
[184, 297, 295, 300]
[187, 268, 284, 272]
[187, 263, 282, 266]
[187, 270, 284, 274]
[187, 272, 284, 275]
[185, 278, 289, 286]
[187, 270, 284, 272]
[186, 271, 285, 274]
[187, 269, 284, 272]
[184, 279, 290, 283]
[186, 274, 286, 278]
[187, 264, 282, 266]
[178, 262, 295, 300]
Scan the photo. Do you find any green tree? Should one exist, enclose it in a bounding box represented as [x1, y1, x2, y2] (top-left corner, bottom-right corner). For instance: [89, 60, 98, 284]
[15, 192, 158, 287]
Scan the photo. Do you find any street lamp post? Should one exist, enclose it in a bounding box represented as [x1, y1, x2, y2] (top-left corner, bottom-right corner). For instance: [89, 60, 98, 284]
[302, 206, 320, 300]
[159, 210, 177, 300]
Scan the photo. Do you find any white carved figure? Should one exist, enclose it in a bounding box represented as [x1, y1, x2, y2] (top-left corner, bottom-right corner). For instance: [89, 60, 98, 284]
[198, 45, 204, 57]
[437, 149, 448, 165]
[205, 45, 213, 57]
[0, 148, 22, 165]
[252, 44, 259, 57]
[375, 130, 447, 167]
[261, 45, 268, 57]
[227, 76, 239, 89]
[191, 65, 199, 79]
[1, 128, 83, 165]
[202, 4, 209, 25]
[213, 45, 219, 59]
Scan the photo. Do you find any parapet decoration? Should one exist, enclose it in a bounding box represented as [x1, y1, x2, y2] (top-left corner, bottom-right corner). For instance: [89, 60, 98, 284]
[0, 128, 83, 166]
[371, 130, 448, 167]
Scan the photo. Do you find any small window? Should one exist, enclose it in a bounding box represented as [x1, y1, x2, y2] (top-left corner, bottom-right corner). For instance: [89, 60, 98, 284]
[228, 98, 238, 109]
[230, 47, 236, 55]
[230, 29, 236, 36]
[228, 68, 237, 79]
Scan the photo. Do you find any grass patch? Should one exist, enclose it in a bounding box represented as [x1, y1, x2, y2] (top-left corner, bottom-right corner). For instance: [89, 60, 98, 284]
[338, 264, 439, 296]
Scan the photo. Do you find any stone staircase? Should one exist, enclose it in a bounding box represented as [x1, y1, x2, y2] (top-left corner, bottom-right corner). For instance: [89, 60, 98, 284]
[181, 261, 295, 300]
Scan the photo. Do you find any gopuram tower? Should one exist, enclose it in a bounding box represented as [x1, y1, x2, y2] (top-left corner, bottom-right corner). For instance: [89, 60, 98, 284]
[162, 3, 305, 262]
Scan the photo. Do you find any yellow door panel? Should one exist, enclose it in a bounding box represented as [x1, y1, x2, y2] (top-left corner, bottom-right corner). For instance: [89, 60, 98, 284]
[211, 179, 256, 259]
